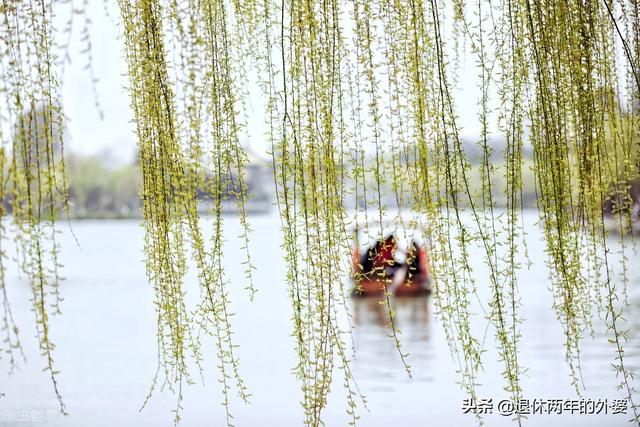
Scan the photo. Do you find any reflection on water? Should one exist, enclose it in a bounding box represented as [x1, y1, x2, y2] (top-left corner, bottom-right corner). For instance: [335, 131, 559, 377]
[351, 296, 434, 389]
[352, 295, 430, 328]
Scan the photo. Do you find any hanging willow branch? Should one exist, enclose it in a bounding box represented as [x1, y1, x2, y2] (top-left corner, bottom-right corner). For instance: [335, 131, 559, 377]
[264, 0, 365, 423]
[118, 0, 253, 423]
[0, 0, 70, 414]
[1, 0, 639, 426]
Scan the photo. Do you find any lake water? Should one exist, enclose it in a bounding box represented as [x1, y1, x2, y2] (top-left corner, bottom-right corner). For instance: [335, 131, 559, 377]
[0, 210, 638, 426]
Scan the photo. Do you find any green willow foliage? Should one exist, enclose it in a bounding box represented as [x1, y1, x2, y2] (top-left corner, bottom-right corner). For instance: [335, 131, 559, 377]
[0, 0, 639, 426]
[1, 0, 70, 414]
[118, 0, 253, 423]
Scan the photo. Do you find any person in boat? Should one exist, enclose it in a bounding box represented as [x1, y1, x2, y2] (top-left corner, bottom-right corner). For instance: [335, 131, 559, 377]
[353, 231, 432, 296]
[406, 241, 425, 279]
[357, 234, 401, 281]
[389, 240, 430, 295]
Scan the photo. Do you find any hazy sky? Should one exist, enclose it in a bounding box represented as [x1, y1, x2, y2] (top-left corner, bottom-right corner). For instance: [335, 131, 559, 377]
[59, 2, 495, 165]
[60, 3, 136, 163]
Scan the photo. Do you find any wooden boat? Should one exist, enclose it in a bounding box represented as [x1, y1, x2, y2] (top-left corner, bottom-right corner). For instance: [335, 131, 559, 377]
[351, 230, 431, 297]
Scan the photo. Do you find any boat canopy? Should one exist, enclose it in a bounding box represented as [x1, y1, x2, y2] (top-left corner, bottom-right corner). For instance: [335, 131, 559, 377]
[348, 212, 430, 257]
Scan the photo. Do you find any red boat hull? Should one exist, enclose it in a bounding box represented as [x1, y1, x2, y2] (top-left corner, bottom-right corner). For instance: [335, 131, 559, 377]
[351, 243, 431, 297]
[352, 273, 431, 297]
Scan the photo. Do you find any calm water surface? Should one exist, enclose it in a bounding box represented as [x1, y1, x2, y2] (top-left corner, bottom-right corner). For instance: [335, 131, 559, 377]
[0, 211, 638, 426]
